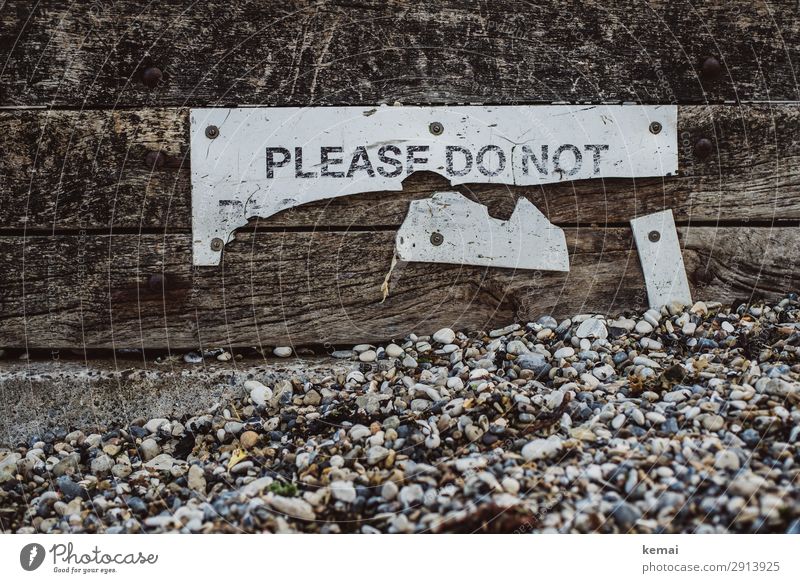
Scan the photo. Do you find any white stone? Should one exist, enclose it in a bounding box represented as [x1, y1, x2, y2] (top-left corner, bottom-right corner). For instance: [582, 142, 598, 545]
[554, 347, 575, 359]
[575, 318, 608, 339]
[144, 418, 169, 433]
[330, 480, 357, 503]
[714, 450, 740, 471]
[506, 340, 529, 355]
[385, 343, 404, 358]
[432, 328, 456, 344]
[139, 438, 161, 462]
[243, 380, 271, 407]
[267, 495, 316, 520]
[521, 436, 563, 461]
[592, 364, 615, 381]
[381, 480, 399, 500]
[273, 346, 293, 358]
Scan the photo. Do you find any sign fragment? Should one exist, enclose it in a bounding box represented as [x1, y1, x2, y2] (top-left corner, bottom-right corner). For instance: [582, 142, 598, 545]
[395, 191, 569, 271]
[631, 210, 693, 309]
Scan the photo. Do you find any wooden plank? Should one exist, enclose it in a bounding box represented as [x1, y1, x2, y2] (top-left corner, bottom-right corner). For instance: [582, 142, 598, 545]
[1, 1, 798, 107]
[1, 227, 797, 348]
[1, 105, 799, 231]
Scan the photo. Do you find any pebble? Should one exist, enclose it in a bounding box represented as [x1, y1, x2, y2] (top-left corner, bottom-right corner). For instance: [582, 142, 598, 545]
[506, 340, 529, 355]
[144, 418, 169, 433]
[576, 318, 608, 339]
[399, 484, 424, 506]
[381, 481, 399, 501]
[385, 344, 404, 358]
[139, 438, 161, 461]
[3, 294, 798, 535]
[240, 431, 259, 449]
[330, 480, 357, 503]
[245, 380, 272, 407]
[714, 450, 740, 471]
[554, 347, 575, 359]
[366, 446, 390, 466]
[90, 454, 113, 474]
[187, 464, 206, 493]
[521, 437, 563, 461]
[273, 347, 293, 358]
[359, 350, 377, 363]
[432, 328, 456, 344]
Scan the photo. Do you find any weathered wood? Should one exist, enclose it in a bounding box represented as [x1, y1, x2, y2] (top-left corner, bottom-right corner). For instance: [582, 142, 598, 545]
[2, 105, 799, 231]
[1, 227, 797, 348]
[1, 1, 798, 107]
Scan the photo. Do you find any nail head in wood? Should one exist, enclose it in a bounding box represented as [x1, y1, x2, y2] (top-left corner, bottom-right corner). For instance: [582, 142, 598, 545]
[700, 56, 722, 83]
[141, 66, 163, 89]
[147, 273, 165, 292]
[145, 151, 167, 169]
[693, 137, 713, 159]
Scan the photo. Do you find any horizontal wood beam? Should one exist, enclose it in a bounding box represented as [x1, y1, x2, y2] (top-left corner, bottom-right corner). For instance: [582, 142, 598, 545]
[1, 227, 797, 348]
[1, 1, 798, 107]
[1, 105, 799, 232]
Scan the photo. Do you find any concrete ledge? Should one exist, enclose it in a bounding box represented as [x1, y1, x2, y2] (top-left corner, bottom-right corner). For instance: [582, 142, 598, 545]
[0, 358, 350, 446]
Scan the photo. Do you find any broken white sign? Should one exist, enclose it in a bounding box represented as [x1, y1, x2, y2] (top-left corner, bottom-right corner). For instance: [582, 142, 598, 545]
[630, 209, 693, 309]
[190, 105, 678, 265]
[396, 191, 569, 271]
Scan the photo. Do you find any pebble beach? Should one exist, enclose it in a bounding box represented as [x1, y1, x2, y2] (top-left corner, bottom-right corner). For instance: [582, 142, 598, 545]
[2, 295, 799, 534]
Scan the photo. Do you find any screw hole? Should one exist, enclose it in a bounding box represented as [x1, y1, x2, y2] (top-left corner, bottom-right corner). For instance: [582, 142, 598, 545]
[648, 230, 661, 242]
[429, 122, 444, 136]
[430, 232, 444, 246]
[205, 125, 219, 139]
[649, 121, 662, 135]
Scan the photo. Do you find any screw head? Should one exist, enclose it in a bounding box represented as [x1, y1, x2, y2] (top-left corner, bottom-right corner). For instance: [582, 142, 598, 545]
[649, 121, 662, 135]
[693, 137, 713, 160]
[147, 273, 165, 292]
[210, 238, 224, 252]
[141, 66, 163, 89]
[205, 125, 219, 139]
[700, 56, 722, 83]
[648, 230, 661, 243]
[429, 122, 444, 136]
[430, 232, 444, 246]
[144, 151, 167, 169]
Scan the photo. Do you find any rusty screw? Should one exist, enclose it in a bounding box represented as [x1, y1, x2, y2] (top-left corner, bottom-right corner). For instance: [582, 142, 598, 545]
[205, 125, 219, 139]
[144, 151, 167, 169]
[141, 66, 163, 89]
[649, 121, 662, 135]
[648, 230, 661, 243]
[430, 232, 444, 246]
[700, 56, 722, 83]
[147, 273, 165, 292]
[210, 238, 224, 252]
[693, 137, 713, 160]
[429, 122, 444, 136]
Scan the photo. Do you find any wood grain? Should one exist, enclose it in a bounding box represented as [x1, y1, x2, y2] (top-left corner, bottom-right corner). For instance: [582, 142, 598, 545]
[1, 105, 799, 231]
[1, 227, 797, 348]
[1, 1, 798, 107]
